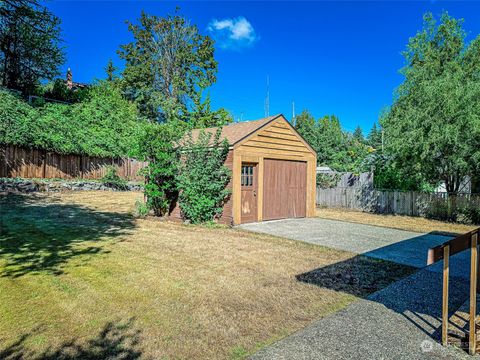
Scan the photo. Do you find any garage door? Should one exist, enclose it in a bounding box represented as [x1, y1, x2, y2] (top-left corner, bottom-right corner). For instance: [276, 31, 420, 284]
[263, 159, 307, 221]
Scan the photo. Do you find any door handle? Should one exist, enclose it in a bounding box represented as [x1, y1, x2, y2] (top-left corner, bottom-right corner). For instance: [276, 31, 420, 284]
[253, 190, 256, 196]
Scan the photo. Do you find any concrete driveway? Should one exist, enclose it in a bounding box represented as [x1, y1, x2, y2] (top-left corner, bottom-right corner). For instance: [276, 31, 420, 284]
[239, 218, 469, 276]
[242, 218, 474, 359]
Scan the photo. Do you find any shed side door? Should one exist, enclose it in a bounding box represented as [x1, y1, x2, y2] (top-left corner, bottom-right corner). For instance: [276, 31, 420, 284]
[241, 163, 258, 223]
[263, 159, 307, 221]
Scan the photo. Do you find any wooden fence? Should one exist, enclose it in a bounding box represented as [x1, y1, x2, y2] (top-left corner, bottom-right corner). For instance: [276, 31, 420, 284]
[0, 145, 146, 181]
[316, 186, 480, 220]
[317, 171, 373, 188]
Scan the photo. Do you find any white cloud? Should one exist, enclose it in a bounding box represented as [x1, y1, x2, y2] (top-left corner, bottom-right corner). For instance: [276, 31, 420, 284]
[207, 17, 258, 50]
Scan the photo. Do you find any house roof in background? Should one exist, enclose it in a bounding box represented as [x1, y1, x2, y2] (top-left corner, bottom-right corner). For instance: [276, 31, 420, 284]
[187, 114, 282, 146]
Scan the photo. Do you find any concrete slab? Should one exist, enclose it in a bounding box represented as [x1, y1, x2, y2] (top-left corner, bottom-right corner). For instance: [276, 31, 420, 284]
[251, 269, 473, 360]
[239, 218, 470, 278]
[243, 218, 475, 359]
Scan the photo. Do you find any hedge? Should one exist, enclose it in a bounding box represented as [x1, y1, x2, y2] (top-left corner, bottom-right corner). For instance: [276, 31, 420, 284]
[0, 83, 147, 158]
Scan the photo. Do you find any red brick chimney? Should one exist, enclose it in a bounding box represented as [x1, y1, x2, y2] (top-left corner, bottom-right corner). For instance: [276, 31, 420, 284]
[66, 68, 73, 89]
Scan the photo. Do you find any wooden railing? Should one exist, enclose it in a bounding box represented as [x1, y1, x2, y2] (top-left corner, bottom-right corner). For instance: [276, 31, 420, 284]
[428, 228, 480, 355]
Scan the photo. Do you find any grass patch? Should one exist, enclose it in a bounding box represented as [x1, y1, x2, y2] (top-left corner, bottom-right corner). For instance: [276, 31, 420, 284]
[316, 207, 477, 236]
[0, 191, 415, 359]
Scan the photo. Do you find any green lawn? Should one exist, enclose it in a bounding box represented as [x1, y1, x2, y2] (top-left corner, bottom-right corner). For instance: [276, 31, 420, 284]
[0, 191, 416, 359]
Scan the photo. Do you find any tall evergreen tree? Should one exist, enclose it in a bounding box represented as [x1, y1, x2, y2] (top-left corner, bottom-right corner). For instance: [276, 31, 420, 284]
[295, 110, 370, 172]
[0, 0, 65, 94]
[367, 122, 383, 150]
[352, 125, 364, 142]
[105, 59, 117, 82]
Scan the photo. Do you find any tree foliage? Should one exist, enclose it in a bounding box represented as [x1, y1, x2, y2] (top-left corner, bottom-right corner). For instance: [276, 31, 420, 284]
[353, 126, 364, 142]
[105, 59, 118, 82]
[382, 12, 480, 194]
[37, 79, 89, 104]
[189, 94, 232, 128]
[177, 129, 231, 223]
[0, 88, 36, 147]
[367, 122, 382, 150]
[0, 82, 145, 157]
[295, 110, 372, 173]
[132, 122, 184, 216]
[0, 0, 65, 94]
[118, 11, 217, 122]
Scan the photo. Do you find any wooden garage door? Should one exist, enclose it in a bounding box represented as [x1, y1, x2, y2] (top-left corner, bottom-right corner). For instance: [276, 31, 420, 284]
[263, 159, 307, 221]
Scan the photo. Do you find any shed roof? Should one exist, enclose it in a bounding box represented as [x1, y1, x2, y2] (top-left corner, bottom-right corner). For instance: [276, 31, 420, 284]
[187, 114, 281, 146]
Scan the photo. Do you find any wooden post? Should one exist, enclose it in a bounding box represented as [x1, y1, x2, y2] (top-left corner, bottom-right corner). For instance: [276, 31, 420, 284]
[42, 149, 47, 179]
[470, 232, 478, 355]
[442, 244, 450, 346]
[477, 230, 480, 293]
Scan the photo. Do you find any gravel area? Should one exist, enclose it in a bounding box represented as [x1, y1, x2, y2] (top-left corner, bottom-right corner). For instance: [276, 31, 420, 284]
[251, 269, 473, 360]
[243, 218, 474, 359]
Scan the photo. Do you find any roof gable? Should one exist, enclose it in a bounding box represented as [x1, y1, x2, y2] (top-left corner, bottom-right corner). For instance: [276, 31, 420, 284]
[234, 115, 316, 155]
[185, 114, 316, 157]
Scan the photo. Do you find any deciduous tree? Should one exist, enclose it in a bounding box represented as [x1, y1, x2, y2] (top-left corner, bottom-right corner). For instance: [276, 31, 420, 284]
[382, 12, 480, 194]
[118, 11, 217, 123]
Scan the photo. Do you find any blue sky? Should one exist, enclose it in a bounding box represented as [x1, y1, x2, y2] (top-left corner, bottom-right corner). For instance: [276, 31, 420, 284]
[47, 1, 480, 133]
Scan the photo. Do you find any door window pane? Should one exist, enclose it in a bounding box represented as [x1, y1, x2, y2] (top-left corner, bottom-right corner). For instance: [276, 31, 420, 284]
[241, 165, 254, 187]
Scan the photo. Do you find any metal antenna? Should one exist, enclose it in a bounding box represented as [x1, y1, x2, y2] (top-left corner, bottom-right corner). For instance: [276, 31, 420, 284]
[264, 75, 270, 117]
[292, 100, 295, 126]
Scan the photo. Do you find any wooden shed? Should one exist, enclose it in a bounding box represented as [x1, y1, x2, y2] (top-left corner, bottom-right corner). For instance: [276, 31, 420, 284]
[170, 114, 317, 225]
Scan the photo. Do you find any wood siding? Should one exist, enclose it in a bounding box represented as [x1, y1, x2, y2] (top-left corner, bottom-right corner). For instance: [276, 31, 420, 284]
[232, 117, 316, 224]
[0, 145, 145, 180]
[263, 159, 307, 220]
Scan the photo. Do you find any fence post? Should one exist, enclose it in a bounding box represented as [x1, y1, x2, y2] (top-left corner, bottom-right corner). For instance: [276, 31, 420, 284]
[442, 244, 450, 346]
[80, 155, 83, 179]
[470, 232, 478, 355]
[42, 149, 47, 179]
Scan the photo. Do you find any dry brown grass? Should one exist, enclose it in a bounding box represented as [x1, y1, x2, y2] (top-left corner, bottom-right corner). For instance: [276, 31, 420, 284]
[0, 191, 415, 359]
[316, 207, 477, 236]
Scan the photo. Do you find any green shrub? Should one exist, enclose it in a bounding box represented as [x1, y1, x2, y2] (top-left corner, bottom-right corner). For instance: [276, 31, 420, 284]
[134, 199, 150, 218]
[133, 122, 183, 217]
[457, 205, 480, 225]
[316, 173, 341, 189]
[101, 166, 128, 190]
[177, 129, 231, 224]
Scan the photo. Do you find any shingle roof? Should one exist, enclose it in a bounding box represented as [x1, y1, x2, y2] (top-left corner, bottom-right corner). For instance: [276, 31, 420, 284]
[187, 114, 282, 146]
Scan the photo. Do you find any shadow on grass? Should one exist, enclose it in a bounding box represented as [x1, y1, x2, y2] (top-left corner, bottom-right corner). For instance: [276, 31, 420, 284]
[296, 255, 417, 298]
[0, 193, 135, 278]
[0, 318, 143, 360]
[296, 253, 470, 345]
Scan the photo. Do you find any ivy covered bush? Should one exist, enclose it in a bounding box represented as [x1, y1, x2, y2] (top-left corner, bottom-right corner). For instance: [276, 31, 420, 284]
[0, 82, 146, 157]
[0, 89, 36, 148]
[177, 129, 231, 224]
